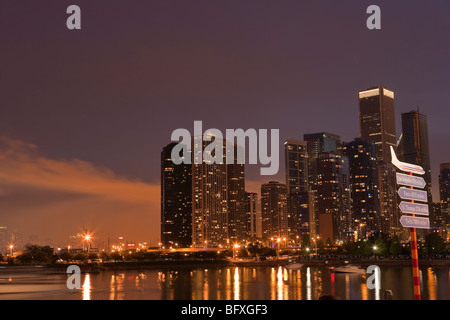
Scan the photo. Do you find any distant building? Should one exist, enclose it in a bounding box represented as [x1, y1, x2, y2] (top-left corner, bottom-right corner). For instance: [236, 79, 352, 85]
[246, 192, 258, 241]
[439, 163, 450, 235]
[0, 227, 7, 254]
[191, 135, 246, 247]
[226, 146, 247, 243]
[358, 86, 400, 238]
[161, 142, 192, 248]
[284, 139, 309, 193]
[261, 181, 289, 241]
[284, 139, 310, 241]
[399, 109, 433, 209]
[304, 132, 342, 236]
[358, 86, 397, 163]
[377, 162, 400, 237]
[343, 138, 379, 238]
[316, 152, 351, 243]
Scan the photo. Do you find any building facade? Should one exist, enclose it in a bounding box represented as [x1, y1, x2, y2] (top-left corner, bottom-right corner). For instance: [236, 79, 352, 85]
[161, 142, 192, 248]
[359, 86, 397, 163]
[261, 181, 289, 241]
[316, 152, 351, 243]
[343, 138, 379, 238]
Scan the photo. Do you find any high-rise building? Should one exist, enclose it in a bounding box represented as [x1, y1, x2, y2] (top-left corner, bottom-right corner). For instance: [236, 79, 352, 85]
[261, 181, 289, 241]
[359, 86, 400, 238]
[431, 203, 443, 231]
[284, 139, 309, 193]
[399, 109, 433, 207]
[358, 86, 397, 163]
[246, 192, 258, 241]
[191, 135, 246, 247]
[161, 143, 192, 248]
[343, 138, 379, 238]
[0, 226, 7, 254]
[304, 132, 341, 236]
[439, 163, 450, 235]
[287, 191, 310, 242]
[284, 139, 310, 240]
[377, 162, 400, 237]
[316, 152, 351, 243]
[227, 150, 247, 243]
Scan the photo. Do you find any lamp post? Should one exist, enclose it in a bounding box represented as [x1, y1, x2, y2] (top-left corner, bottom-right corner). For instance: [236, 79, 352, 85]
[9, 244, 13, 256]
[84, 234, 91, 253]
[233, 244, 240, 260]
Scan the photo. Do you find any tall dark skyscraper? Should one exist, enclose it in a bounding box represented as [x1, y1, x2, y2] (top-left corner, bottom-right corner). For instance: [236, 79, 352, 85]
[316, 152, 351, 243]
[304, 132, 341, 237]
[284, 139, 310, 240]
[359, 86, 399, 238]
[343, 138, 379, 238]
[284, 139, 309, 193]
[439, 163, 450, 235]
[161, 142, 192, 248]
[261, 181, 288, 241]
[399, 109, 433, 205]
[227, 147, 247, 243]
[359, 86, 397, 163]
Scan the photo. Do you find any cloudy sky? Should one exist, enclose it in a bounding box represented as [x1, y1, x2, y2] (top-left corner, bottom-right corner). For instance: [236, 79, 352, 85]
[1, 1, 449, 245]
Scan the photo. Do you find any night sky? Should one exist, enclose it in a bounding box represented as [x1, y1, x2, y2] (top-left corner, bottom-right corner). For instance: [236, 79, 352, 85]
[1, 1, 449, 245]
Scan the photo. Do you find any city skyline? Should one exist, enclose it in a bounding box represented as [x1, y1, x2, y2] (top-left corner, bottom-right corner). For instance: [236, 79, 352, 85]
[1, 1, 450, 246]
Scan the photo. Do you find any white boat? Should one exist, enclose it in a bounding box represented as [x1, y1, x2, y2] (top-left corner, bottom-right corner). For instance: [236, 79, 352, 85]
[284, 262, 303, 270]
[331, 264, 365, 274]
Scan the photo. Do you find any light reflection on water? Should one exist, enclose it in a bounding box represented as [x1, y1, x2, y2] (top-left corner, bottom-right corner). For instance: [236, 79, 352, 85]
[0, 265, 449, 300]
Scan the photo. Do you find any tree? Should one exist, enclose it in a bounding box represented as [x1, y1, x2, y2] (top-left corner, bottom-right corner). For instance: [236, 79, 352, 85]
[74, 252, 88, 262]
[59, 251, 74, 262]
[301, 233, 311, 249]
[99, 252, 110, 261]
[425, 233, 446, 254]
[373, 237, 388, 255]
[247, 242, 264, 257]
[389, 235, 402, 256]
[110, 252, 122, 262]
[18, 245, 55, 264]
[87, 252, 98, 261]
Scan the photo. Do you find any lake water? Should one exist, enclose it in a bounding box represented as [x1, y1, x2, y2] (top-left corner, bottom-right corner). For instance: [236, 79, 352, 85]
[1, 265, 449, 300]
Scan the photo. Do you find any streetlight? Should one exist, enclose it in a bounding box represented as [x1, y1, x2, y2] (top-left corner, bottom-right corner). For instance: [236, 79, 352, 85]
[276, 238, 281, 259]
[233, 244, 240, 260]
[9, 244, 14, 256]
[84, 234, 92, 253]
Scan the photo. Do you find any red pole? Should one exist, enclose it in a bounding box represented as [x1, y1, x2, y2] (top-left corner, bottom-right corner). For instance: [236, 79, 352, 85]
[409, 172, 421, 300]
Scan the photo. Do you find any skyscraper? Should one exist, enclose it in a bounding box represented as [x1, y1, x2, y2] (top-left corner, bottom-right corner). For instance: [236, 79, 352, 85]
[377, 162, 400, 237]
[316, 152, 351, 243]
[245, 192, 258, 241]
[359, 86, 399, 238]
[227, 147, 247, 243]
[439, 163, 450, 235]
[161, 142, 192, 248]
[343, 138, 379, 238]
[261, 181, 289, 241]
[359, 86, 397, 163]
[304, 132, 341, 237]
[399, 109, 433, 206]
[284, 139, 310, 240]
[191, 135, 246, 247]
[284, 139, 309, 193]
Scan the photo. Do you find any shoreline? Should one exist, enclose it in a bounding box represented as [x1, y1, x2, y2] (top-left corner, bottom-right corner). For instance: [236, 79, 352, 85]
[1, 258, 449, 274]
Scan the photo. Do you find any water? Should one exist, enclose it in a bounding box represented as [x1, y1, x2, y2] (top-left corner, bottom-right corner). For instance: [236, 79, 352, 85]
[1, 265, 449, 300]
